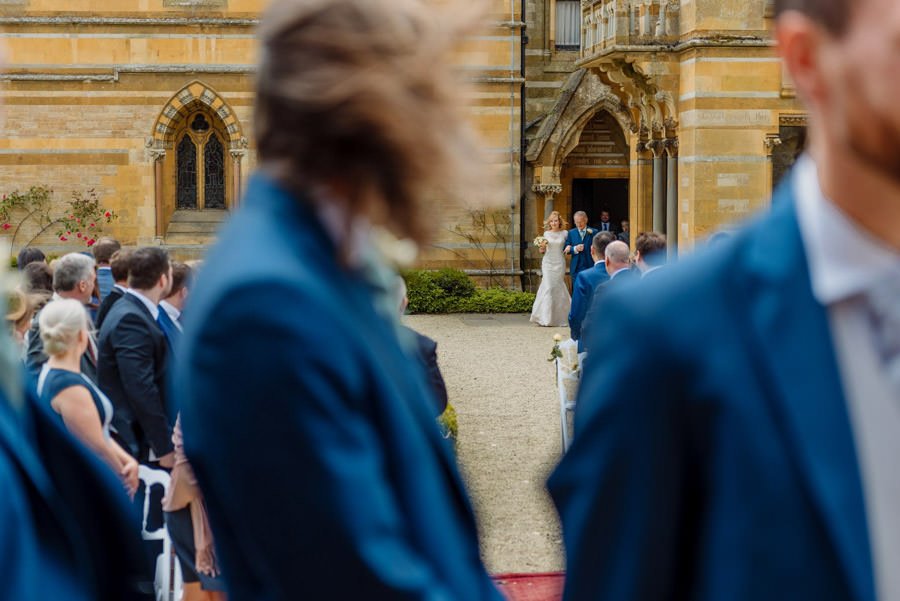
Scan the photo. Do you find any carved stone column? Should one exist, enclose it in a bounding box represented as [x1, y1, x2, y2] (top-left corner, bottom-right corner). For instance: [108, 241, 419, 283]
[764, 134, 783, 199]
[230, 137, 249, 209]
[149, 148, 166, 239]
[533, 183, 563, 220]
[648, 139, 667, 233]
[665, 138, 679, 257]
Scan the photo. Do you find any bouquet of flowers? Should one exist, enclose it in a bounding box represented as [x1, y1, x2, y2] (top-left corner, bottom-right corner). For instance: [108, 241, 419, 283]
[534, 236, 548, 253]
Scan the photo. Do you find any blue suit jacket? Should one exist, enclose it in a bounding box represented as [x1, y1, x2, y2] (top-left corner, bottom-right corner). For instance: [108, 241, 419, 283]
[174, 174, 500, 601]
[0, 380, 146, 601]
[568, 261, 609, 344]
[549, 178, 875, 601]
[565, 228, 595, 280]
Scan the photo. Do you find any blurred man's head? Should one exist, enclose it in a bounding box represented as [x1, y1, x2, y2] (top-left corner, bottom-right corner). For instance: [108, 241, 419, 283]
[128, 247, 172, 301]
[590, 231, 616, 264]
[573, 211, 588, 230]
[23, 261, 53, 295]
[776, 0, 900, 184]
[53, 253, 96, 305]
[634, 232, 667, 273]
[621, 220, 630, 233]
[164, 262, 193, 311]
[604, 241, 631, 276]
[92, 237, 121, 267]
[109, 248, 133, 286]
[16, 247, 45, 271]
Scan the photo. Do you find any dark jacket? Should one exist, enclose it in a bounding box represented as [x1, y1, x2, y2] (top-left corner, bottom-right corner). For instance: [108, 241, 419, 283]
[405, 327, 449, 417]
[94, 286, 125, 332]
[25, 304, 98, 383]
[97, 293, 172, 460]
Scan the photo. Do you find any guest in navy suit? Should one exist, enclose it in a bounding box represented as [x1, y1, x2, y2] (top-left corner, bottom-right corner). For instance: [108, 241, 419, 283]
[92, 237, 121, 301]
[173, 1, 500, 599]
[564, 211, 596, 282]
[568, 231, 615, 349]
[550, 1, 900, 599]
[596, 210, 616, 234]
[97, 247, 174, 466]
[95, 247, 133, 332]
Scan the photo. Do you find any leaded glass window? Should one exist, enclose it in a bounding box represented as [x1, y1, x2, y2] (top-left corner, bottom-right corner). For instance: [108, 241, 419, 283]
[177, 135, 198, 209]
[204, 134, 226, 209]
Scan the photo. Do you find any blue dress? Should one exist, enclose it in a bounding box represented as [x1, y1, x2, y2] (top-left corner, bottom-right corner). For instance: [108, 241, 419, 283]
[39, 368, 114, 439]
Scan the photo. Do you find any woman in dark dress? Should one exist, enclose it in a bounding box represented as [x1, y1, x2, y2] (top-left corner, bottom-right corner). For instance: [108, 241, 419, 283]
[38, 298, 138, 497]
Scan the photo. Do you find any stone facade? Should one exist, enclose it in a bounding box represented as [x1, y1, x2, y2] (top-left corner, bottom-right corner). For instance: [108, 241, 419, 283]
[1, 0, 803, 277]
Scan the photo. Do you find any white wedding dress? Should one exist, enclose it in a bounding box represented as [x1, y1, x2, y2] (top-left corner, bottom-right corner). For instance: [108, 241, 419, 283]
[530, 230, 571, 326]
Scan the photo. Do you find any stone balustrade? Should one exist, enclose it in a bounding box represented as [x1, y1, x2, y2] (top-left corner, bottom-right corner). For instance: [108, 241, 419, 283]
[581, 0, 680, 55]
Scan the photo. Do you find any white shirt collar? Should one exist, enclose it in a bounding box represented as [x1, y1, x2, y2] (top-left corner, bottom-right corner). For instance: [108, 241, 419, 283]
[609, 266, 629, 279]
[127, 289, 159, 320]
[159, 300, 183, 331]
[794, 155, 900, 306]
[113, 284, 128, 293]
[642, 265, 663, 278]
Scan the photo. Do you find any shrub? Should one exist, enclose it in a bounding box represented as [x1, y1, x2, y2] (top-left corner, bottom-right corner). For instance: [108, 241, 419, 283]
[437, 403, 458, 440]
[403, 269, 535, 314]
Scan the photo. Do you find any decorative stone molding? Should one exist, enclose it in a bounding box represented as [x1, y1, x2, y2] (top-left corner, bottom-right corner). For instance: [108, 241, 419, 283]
[151, 80, 244, 147]
[164, 0, 226, 6]
[764, 134, 783, 155]
[532, 183, 563, 197]
[664, 137, 679, 157]
[779, 114, 808, 127]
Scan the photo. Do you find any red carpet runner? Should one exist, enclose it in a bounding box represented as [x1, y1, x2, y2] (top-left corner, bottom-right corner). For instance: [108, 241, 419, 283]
[492, 572, 565, 601]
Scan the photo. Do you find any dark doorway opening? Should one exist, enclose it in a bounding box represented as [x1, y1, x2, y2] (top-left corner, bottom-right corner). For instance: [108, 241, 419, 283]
[572, 178, 629, 233]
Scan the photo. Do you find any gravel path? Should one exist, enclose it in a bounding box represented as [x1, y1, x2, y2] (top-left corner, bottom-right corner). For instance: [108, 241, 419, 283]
[403, 314, 568, 574]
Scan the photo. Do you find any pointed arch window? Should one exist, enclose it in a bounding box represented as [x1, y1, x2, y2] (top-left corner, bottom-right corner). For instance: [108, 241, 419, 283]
[175, 111, 230, 211]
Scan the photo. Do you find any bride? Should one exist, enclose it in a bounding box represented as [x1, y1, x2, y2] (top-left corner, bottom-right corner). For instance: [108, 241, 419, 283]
[530, 211, 572, 327]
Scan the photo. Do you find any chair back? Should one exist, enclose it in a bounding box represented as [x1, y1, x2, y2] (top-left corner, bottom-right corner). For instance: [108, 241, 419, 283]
[139, 465, 171, 542]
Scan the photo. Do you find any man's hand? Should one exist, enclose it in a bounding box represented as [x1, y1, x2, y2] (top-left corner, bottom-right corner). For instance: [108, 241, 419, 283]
[576, 244, 585, 253]
[157, 452, 175, 469]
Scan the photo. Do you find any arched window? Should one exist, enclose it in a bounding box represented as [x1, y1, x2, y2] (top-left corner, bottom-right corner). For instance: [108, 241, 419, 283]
[175, 112, 230, 211]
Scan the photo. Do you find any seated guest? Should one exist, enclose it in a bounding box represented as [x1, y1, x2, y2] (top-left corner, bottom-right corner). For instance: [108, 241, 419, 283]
[16, 246, 45, 270]
[23, 261, 53, 295]
[95, 247, 132, 331]
[37, 299, 139, 497]
[398, 278, 448, 417]
[634, 231, 667, 277]
[569, 232, 616, 350]
[92, 237, 121, 301]
[25, 252, 98, 381]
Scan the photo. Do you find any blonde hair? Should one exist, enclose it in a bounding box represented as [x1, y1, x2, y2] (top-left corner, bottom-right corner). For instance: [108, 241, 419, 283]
[38, 299, 88, 357]
[255, 0, 484, 245]
[544, 211, 569, 231]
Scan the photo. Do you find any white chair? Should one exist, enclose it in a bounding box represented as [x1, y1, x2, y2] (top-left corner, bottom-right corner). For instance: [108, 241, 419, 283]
[556, 339, 585, 453]
[139, 465, 184, 601]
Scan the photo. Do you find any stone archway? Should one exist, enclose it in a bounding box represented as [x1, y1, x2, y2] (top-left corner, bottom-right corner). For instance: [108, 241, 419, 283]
[148, 81, 248, 238]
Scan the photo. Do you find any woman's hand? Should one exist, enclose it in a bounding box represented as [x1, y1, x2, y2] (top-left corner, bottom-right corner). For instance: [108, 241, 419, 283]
[539, 243, 548, 254]
[121, 457, 139, 500]
[564, 245, 571, 255]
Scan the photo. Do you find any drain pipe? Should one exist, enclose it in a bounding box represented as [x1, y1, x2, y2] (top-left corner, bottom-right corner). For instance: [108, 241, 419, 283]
[518, 0, 528, 291]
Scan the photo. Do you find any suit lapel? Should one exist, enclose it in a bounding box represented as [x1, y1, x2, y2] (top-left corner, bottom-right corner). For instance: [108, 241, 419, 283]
[736, 182, 875, 601]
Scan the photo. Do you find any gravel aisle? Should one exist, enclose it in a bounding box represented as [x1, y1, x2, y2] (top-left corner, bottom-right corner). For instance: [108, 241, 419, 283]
[403, 314, 568, 574]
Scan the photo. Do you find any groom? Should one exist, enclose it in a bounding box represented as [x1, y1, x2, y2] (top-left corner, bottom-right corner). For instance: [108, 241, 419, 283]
[565, 211, 595, 282]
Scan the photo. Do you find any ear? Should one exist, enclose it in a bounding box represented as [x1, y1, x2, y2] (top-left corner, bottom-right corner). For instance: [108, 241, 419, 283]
[776, 12, 829, 107]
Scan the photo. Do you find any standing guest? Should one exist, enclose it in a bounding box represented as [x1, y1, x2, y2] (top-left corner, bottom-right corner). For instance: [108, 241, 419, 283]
[5, 288, 46, 353]
[25, 252, 98, 381]
[633, 231, 667, 277]
[160, 262, 191, 334]
[16, 247, 45, 270]
[23, 261, 53, 295]
[92, 237, 121, 301]
[617, 220, 630, 245]
[98, 246, 174, 466]
[531, 211, 572, 327]
[564, 211, 595, 283]
[597, 210, 615, 233]
[95, 247, 132, 331]
[568, 232, 615, 350]
[579, 240, 636, 353]
[398, 278, 448, 417]
[174, 1, 501, 599]
[37, 299, 138, 498]
[550, 1, 900, 600]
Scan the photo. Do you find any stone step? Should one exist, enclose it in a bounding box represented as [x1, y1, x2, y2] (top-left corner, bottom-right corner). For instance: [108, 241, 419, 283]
[166, 221, 225, 236]
[161, 244, 212, 262]
[168, 209, 230, 223]
[164, 233, 219, 248]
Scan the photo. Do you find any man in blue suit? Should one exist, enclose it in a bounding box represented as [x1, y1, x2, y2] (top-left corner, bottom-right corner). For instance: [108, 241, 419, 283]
[549, 1, 900, 600]
[173, 2, 500, 599]
[564, 211, 596, 282]
[568, 231, 615, 349]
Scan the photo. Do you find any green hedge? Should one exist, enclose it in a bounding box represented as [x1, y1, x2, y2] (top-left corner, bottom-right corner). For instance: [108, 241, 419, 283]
[403, 269, 535, 314]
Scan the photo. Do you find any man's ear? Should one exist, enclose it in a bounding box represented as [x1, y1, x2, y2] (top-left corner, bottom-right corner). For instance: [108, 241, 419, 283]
[776, 12, 829, 108]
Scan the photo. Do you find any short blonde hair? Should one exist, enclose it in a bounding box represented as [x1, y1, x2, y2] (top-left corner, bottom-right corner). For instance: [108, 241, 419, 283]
[39, 299, 88, 357]
[544, 211, 569, 231]
[255, 0, 483, 245]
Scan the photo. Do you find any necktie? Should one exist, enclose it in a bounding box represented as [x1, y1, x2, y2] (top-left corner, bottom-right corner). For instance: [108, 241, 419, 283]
[156, 309, 180, 357]
[866, 275, 900, 395]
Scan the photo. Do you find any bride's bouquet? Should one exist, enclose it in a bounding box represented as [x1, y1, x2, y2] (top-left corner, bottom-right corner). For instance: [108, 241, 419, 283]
[533, 236, 548, 253]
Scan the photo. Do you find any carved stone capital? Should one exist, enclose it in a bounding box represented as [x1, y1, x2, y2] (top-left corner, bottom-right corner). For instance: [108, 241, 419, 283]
[664, 137, 679, 157]
[764, 134, 783, 155]
[148, 148, 166, 162]
[532, 183, 563, 199]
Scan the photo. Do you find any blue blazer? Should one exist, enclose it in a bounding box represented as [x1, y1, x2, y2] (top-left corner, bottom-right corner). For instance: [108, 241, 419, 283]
[549, 179, 875, 601]
[568, 261, 609, 344]
[174, 174, 500, 601]
[0, 380, 146, 601]
[565, 228, 595, 280]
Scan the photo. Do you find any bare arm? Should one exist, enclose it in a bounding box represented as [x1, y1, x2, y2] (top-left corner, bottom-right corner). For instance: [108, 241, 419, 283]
[52, 385, 123, 473]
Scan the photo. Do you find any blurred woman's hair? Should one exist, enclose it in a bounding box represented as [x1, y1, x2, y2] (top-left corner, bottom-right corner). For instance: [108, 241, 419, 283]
[39, 299, 88, 357]
[255, 0, 484, 245]
[544, 211, 569, 231]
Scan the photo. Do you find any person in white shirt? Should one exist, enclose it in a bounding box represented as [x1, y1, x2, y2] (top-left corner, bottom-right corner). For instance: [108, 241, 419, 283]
[160, 262, 192, 333]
